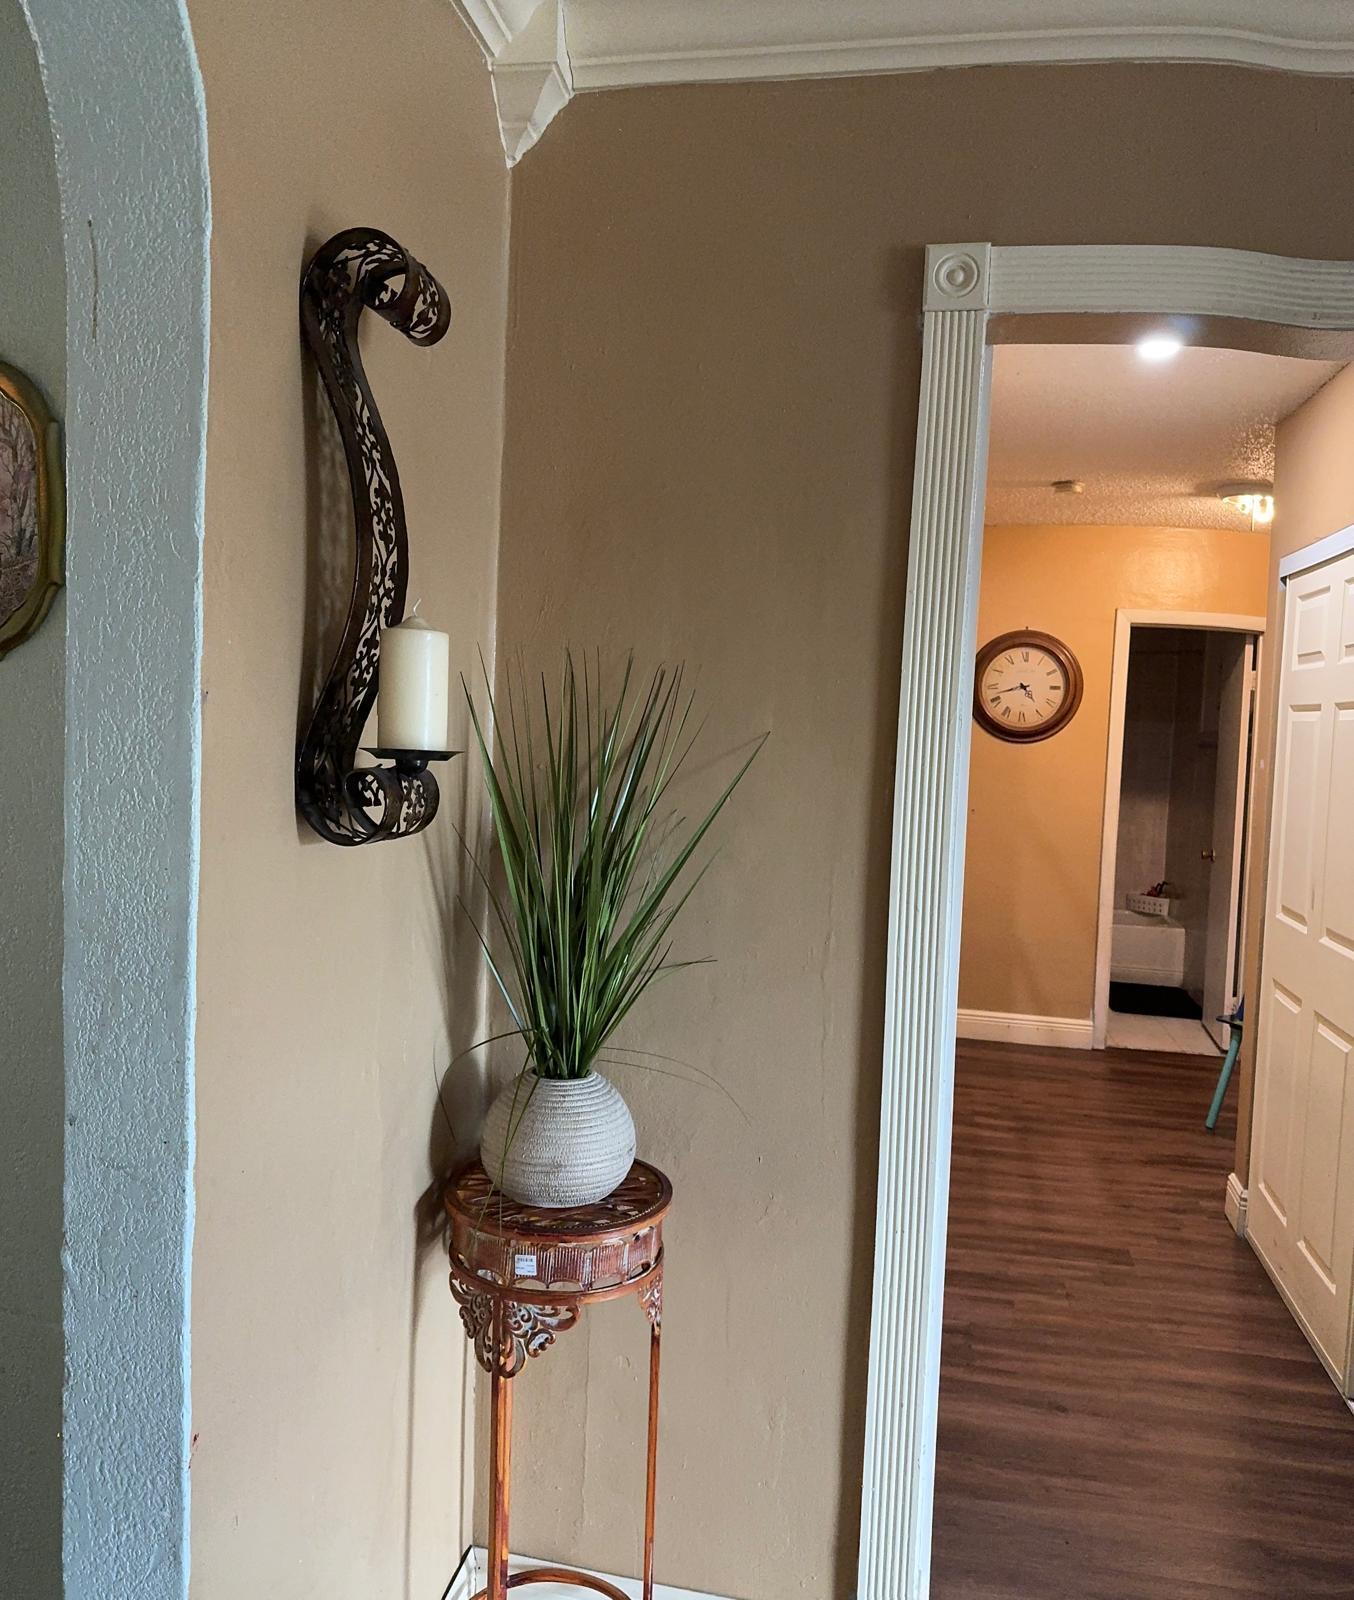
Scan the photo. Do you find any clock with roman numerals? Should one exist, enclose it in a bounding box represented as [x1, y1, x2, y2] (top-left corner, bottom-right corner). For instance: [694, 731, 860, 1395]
[973, 629, 1083, 743]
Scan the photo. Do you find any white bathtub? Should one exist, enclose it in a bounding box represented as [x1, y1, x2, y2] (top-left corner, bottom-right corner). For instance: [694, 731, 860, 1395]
[1111, 907, 1186, 987]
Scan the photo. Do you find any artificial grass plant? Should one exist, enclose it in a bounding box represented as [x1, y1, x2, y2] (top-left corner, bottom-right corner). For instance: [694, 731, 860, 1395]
[462, 653, 762, 1084]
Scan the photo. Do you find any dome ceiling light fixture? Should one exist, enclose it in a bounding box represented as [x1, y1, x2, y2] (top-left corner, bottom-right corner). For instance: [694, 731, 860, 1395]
[1219, 480, 1276, 528]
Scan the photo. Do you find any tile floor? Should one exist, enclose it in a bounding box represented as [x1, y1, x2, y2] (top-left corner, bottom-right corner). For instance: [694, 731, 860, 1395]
[1105, 1011, 1222, 1054]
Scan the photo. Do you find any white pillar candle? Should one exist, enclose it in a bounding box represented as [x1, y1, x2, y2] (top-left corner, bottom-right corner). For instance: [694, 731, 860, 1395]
[377, 615, 450, 750]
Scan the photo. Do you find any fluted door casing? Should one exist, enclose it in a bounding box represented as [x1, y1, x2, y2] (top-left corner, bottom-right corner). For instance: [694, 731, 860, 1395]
[858, 246, 993, 1600]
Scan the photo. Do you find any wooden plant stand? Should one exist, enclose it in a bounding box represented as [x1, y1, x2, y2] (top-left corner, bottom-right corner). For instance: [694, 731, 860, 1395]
[445, 1161, 672, 1600]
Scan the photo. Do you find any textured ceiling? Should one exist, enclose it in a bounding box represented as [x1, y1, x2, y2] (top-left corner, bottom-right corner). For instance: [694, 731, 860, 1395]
[984, 344, 1344, 530]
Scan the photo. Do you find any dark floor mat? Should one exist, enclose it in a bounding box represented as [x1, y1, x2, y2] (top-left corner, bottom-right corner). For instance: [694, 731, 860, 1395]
[1109, 982, 1202, 1019]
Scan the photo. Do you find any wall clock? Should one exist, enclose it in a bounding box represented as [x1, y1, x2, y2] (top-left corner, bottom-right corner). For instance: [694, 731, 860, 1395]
[973, 629, 1083, 743]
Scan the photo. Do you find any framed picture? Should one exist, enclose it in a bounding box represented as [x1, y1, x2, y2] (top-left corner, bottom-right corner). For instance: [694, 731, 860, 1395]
[0, 360, 64, 660]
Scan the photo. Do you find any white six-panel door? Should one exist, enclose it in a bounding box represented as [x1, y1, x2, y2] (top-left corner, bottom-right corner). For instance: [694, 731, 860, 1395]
[1248, 543, 1354, 1394]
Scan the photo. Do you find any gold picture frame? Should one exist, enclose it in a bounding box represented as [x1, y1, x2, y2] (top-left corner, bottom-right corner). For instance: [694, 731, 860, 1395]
[0, 359, 65, 660]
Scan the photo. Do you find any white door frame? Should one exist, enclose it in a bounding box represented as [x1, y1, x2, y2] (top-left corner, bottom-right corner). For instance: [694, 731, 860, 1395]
[858, 242, 1354, 1600]
[1278, 520, 1354, 582]
[1091, 610, 1266, 1050]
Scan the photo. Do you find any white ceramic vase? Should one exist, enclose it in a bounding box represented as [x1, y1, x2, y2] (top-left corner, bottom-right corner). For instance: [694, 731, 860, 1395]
[479, 1070, 637, 1208]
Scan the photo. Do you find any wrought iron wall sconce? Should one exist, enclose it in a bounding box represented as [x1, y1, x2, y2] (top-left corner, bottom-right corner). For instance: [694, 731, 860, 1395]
[296, 227, 458, 846]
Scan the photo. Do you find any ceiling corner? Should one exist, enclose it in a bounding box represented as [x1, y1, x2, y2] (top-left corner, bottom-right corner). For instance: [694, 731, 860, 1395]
[453, 0, 574, 168]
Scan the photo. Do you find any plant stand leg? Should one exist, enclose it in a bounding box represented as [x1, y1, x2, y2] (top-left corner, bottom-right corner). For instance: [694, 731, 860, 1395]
[643, 1314, 661, 1600]
[488, 1367, 512, 1600]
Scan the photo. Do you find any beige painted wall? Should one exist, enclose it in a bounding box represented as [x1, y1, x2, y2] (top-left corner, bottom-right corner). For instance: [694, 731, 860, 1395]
[960, 528, 1267, 1020]
[497, 64, 1354, 1600]
[1235, 361, 1354, 1176]
[186, 4, 508, 1595]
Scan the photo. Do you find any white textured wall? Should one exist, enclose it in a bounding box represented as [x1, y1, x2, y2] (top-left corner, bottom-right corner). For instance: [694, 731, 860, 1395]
[20, 1, 211, 1596]
[0, 4, 65, 1592]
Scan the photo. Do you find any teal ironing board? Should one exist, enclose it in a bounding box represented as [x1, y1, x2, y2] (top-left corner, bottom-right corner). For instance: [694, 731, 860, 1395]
[1205, 999, 1244, 1132]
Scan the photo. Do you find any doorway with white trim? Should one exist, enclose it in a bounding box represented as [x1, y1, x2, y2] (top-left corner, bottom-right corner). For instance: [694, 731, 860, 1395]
[860, 243, 1354, 1600]
[939, 335, 1354, 1591]
[954, 338, 1317, 1068]
[1097, 617, 1260, 1056]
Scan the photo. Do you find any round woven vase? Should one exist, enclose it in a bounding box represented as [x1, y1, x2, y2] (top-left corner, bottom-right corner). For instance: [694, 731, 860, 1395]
[479, 1070, 636, 1209]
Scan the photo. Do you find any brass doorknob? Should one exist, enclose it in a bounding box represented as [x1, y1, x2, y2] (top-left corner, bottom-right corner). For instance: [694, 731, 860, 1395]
[1201, 848, 1217, 862]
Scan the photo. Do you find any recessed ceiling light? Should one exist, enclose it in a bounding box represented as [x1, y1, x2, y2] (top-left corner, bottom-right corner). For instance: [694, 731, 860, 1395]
[1220, 481, 1275, 527]
[1137, 333, 1184, 363]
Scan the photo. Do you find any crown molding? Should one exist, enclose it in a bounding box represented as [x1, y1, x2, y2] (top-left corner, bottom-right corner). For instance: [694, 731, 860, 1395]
[454, 0, 533, 59]
[451, 2, 1354, 165]
[451, 0, 572, 166]
[566, 2, 1354, 89]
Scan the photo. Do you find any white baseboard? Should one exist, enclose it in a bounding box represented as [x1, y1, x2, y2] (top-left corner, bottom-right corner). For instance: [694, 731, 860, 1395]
[1224, 1171, 1248, 1238]
[445, 1548, 478, 1600]
[957, 1008, 1094, 1049]
[449, 1547, 740, 1600]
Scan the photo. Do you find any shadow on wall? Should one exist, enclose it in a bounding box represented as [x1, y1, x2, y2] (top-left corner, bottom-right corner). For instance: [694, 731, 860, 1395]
[291, 211, 493, 1228]
[409, 799, 493, 1592]
[293, 220, 495, 1586]
[422, 799, 494, 1221]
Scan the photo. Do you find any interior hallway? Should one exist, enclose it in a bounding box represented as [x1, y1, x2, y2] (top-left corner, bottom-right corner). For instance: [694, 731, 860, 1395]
[933, 1040, 1354, 1599]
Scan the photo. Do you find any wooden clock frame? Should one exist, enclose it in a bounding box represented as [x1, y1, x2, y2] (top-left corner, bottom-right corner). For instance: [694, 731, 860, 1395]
[972, 628, 1084, 743]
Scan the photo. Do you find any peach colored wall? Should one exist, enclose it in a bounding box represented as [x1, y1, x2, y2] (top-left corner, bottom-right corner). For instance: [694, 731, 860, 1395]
[960, 526, 1268, 1021]
[497, 64, 1354, 1600]
[186, 4, 508, 1595]
[1235, 361, 1354, 1176]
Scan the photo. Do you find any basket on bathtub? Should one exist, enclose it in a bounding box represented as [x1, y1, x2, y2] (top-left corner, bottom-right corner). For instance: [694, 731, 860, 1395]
[1126, 892, 1172, 918]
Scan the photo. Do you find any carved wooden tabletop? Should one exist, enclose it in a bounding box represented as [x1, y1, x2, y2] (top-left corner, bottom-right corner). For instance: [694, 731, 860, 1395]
[444, 1159, 671, 1377]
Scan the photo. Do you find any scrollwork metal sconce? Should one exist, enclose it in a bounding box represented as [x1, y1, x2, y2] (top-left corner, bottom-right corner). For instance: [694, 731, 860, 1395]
[296, 227, 457, 846]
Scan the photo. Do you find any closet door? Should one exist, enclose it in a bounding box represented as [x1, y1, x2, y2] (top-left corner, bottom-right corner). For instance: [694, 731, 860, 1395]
[1248, 545, 1354, 1393]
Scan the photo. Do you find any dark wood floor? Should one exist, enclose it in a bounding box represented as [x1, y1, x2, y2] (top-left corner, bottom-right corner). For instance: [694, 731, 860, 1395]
[932, 1040, 1354, 1600]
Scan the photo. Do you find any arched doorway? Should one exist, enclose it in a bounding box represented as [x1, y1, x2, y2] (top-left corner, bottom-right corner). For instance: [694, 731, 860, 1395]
[17, 2, 209, 1591]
